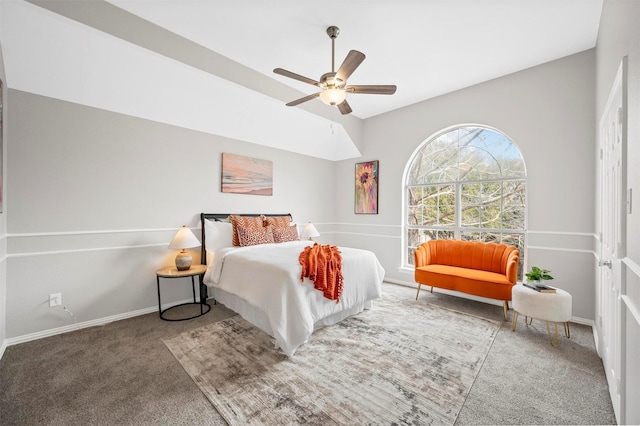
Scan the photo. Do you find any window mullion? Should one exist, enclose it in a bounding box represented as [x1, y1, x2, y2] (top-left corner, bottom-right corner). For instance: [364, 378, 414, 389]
[455, 181, 461, 239]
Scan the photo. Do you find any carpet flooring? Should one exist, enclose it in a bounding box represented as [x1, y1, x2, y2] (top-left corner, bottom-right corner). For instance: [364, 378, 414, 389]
[0, 283, 616, 425]
[164, 294, 500, 425]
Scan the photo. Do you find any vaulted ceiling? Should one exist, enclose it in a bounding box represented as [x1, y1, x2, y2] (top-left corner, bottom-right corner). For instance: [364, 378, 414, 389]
[1, 0, 603, 160]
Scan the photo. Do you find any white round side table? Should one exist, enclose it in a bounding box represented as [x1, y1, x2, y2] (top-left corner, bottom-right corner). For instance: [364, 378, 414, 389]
[511, 283, 572, 346]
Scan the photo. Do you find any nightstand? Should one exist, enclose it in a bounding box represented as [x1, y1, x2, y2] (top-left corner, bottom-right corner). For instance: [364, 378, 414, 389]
[156, 264, 211, 321]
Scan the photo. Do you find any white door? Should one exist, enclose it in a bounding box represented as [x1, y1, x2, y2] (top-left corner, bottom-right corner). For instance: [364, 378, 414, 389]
[598, 57, 627, 424]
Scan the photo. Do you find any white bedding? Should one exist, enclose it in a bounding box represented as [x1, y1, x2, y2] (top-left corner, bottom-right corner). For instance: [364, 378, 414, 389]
[202, 240, 385, 356]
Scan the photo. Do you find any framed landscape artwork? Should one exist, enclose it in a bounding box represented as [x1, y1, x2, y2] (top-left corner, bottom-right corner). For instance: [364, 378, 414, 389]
[221, 152, 273, 196]
[355, 160, 378, 214]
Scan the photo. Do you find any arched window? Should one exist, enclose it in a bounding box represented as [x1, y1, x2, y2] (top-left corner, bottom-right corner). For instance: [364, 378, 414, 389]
[404, 125, 526, 278]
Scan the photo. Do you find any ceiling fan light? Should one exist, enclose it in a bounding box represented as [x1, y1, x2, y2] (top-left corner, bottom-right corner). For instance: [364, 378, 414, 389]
[319, 87, 346, 106]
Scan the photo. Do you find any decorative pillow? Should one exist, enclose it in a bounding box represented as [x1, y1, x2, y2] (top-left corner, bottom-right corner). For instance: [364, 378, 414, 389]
[237, 225, 275, 247]
[290, 222, 300, 234]
[230, 215, 264, 246]
[204, 219, 233, 252]
[272, 225, 300, 243]
[263, 215, 291, 229]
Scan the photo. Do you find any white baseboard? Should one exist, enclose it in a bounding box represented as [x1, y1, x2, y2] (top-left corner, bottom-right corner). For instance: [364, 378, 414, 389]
[4, 298, 195, 347]
[383, 278, 594, 326]
[3, 280, 597, 356]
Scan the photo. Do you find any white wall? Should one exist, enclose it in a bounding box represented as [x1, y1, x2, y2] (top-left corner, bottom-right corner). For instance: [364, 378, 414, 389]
[5, 90, 336, 340]
[596, 1, 640, 424]
[334, 50, 597, 321]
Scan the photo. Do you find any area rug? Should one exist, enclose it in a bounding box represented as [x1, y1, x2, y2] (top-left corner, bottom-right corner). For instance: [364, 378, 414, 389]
[163, 295, 500, 425]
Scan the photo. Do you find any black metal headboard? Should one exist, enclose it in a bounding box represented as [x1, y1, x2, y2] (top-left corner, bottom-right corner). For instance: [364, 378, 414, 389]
[200, 213, 292, 264]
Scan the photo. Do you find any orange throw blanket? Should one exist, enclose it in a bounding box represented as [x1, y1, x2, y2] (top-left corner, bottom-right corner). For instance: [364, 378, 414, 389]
[298, 243, 344, 302]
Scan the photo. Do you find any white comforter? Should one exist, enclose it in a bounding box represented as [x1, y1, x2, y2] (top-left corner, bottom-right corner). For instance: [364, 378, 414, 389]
[203, 241, 384, 356]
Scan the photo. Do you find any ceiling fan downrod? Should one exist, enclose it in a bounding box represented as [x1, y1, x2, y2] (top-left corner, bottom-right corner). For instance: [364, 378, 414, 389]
[326, 26, 340, 73]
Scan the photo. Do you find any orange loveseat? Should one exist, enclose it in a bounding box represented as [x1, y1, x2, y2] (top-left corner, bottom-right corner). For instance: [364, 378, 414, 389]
[414, 239, 520, 320]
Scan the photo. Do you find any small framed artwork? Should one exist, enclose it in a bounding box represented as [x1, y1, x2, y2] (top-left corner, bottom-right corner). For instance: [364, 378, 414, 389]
[221, 152, 273, 196]
[355, 160, 378, 214]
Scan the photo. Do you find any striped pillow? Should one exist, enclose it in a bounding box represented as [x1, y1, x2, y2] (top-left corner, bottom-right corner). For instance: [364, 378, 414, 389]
[230, 215, 264, 246]
[263, 215, 291, 229]
[237, 225, 274, 247]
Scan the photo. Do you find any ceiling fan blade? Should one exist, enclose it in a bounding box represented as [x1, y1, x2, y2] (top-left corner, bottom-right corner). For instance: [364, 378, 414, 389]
[335, 50, 365, 82]
[274, 68, 319, 86]
[337, 100, 352, 115]
[346, 85, 397, 95]
[286, 92, 320, 107]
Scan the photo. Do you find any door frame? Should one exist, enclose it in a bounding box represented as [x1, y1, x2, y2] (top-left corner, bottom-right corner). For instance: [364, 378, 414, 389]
[597, 55, 628, 425]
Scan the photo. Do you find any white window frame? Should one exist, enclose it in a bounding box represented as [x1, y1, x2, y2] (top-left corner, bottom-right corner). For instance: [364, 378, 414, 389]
[401, 124, 527, 270]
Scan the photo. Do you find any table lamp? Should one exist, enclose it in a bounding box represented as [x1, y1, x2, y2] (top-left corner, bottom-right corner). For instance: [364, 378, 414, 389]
[168, 226, 201, 270]
[301, 222, 320, 241]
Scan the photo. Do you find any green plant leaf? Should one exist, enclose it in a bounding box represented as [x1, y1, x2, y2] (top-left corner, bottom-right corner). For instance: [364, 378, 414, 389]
[525, 266, 553, 281]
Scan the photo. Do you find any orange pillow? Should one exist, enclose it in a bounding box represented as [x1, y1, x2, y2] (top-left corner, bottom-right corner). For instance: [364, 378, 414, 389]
[237, 225, 274, 247]
[263, 215, 291, 228]
[273, 225, 299, 243]
[229, 215, 264, 246]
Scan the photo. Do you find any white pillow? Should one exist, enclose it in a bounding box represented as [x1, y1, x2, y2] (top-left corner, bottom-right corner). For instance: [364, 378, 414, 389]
[204, 219, 233, 252]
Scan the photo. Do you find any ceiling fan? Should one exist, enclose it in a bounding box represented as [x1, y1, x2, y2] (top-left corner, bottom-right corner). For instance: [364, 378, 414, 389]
[273, 26, 397, 115]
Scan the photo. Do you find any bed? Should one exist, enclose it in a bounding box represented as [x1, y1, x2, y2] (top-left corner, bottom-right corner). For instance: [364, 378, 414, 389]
[200, 213, 385, 356]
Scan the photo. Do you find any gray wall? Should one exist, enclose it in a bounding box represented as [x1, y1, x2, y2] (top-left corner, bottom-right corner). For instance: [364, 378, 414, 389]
[4, 49, 598, 342]
[5, 90, 336, 339]
[333, 50, 597, 321]
[596, 0, 640, 423]
[0, 5, 615, 343]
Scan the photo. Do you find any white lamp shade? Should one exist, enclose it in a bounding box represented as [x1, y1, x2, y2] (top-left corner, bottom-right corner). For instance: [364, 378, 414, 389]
[301, 222, 320, 240]
[168, 226, 201, 250]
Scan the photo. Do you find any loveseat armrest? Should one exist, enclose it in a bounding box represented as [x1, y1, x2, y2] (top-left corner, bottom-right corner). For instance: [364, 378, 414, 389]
[414, 242, 432, 268]
[505, 249, 520, 284]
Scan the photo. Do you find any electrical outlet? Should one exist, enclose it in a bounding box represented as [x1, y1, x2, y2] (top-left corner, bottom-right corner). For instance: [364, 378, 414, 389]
[49, 293, 62, 307]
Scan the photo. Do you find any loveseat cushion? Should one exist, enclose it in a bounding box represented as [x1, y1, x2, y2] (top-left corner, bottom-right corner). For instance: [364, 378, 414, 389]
[415, 264, 514, 301]
[417, 264, 513, 285]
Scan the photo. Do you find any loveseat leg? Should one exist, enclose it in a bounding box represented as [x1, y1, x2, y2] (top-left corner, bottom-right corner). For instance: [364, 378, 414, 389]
[415, 284, 421, 300]
[503, 301, 509, 321]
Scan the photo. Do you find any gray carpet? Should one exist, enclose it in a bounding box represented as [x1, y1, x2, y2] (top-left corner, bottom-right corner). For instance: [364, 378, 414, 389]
[164, 295, 499, 425]
[0, 283, 616, 425]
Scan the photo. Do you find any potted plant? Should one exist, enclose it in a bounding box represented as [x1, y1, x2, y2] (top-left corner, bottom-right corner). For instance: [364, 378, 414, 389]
[525, 266, 554, 287]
